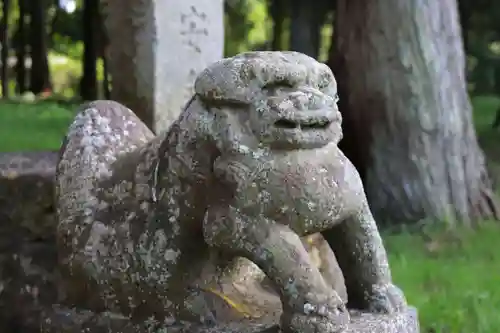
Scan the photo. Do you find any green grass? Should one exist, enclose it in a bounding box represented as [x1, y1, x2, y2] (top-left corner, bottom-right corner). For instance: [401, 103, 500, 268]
[473, 95, 500, 166]
[472, 95, 500, 132]
[1, 96, 500, 332]
[0, 100, 75, 152]
[386, 222, 500, 333]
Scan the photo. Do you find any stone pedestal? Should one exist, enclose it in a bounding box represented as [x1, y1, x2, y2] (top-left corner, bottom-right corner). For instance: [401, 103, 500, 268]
[40, 305, 420, 333]
[0, 151, 60, 333]
[101, 0, 224, 133]
[344, 307, 419, 333]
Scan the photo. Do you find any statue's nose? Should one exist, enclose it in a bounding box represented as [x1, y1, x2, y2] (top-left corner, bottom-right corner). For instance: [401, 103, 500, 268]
[290, 88, 333, 111]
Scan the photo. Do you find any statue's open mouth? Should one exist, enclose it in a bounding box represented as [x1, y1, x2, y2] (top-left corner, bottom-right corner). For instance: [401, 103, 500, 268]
[266, 109, 340, 149]
[273, 115, 333, 131]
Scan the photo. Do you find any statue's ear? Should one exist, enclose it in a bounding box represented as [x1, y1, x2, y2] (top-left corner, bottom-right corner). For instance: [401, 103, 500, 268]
[316, 63, 338, 100]
[182, 95, 218, 143]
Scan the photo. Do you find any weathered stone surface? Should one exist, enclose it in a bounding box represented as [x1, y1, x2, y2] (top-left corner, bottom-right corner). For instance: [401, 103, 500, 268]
[40, 305, 419, 333]
[0, 151, 60, 332]
[55, 51, 418, 332]
[0, 151, 58, 238]
[101, 0, 224, 133]
[207, 234, 347, 320]
[0, 153, 344, 331]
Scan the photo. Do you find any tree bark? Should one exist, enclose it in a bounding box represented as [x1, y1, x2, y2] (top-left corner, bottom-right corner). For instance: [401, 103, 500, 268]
[289, 0, 327, 58]
[1, 0, 10, 98]
[96, 2, 110, 99]
[50, 0, 63, 44]
[269, 0, 285, 51]
[80, 0, 98, 100]
[457, 0, 470, 54]
[28, 0, 52, 94]
[329, 0, 499, 226]
[15, 0, 27, 94]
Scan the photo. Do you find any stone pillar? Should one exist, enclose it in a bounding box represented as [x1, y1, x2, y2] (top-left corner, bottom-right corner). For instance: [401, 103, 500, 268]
[101, 0, 224, 133]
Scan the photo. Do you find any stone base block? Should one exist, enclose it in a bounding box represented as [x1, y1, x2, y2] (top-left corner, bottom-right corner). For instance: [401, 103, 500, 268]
[40, 305, 419, 333]
[344, 307, 419, 333]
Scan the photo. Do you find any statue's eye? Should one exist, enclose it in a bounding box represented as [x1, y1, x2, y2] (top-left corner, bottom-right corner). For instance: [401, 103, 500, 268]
[334, 94, 340, 103]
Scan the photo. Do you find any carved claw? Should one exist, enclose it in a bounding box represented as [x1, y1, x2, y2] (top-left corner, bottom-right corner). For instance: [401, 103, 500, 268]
[281, 291, 350, 333]
[366, 283, 408, 314]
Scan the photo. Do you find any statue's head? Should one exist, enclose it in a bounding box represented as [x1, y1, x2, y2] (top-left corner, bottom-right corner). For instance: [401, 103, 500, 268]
[193, 51, 342, 154]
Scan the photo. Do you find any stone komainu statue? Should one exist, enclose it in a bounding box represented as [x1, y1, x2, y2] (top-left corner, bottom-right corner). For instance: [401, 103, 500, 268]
[52, 51, 418, 333]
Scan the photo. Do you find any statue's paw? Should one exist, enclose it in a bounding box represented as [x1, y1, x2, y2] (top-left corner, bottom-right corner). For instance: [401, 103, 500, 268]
[281, 293, 349, 333]
[366, 283, 408, 314]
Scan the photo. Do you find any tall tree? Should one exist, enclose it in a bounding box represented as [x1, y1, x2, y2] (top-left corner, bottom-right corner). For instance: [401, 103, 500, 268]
[80, 0, 98, 100]
[28, 0, 51, 94]
[289, 0, 330, 58]
[96, 1, 110, 99]
[268, 0, 285, 51]
[1, 0, 10, 98]
[458, 0, 471, 54]
[50, 0, 64, 43]
[15, 0, 27, 94]
[329, 0, 499, 225]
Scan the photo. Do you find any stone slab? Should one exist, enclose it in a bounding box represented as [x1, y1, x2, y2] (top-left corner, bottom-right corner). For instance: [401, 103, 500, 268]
[40, 306, 419, 333]
[0, 151, 60, 332]
[101, 0, 224, 133]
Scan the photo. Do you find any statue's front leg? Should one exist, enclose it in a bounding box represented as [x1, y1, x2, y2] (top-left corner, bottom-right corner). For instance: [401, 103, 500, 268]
[323, 202, 407, 314]
[203, 205, 350, 333]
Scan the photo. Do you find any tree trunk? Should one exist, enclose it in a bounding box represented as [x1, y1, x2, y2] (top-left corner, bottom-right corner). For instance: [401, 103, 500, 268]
[457, 0, 470, 55]
[1, 0, 10, 98]
[28, 0, 51, 94]
[102, 51, 110, 99]
[15, 0, 27, 94]
[289, 0, 322, 58]
[50, 0, 63, 44]
[80, 0, 98, 100]
[269, 0, 285, 51]
[95, 1, 110, 99]
[329, 0, 499, 226]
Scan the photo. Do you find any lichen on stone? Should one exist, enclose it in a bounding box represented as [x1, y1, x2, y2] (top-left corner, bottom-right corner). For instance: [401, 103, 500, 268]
[53, 52, 411, 333]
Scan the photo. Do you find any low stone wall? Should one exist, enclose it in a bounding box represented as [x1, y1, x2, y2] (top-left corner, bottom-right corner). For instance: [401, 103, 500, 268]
[0, 151, 60, 332]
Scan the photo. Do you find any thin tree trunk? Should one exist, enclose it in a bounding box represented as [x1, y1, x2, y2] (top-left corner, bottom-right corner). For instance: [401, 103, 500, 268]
[329, 0, 499, 225]
[102, 51, 110, 99]
[81, 0, 98, 100]
[50, 0, 63, 44]
[28, 0, 51, 94]
[289, 0, 330, 59]
[269, 0, 285, 51]
[289, 0, 319, 58]
[1, 0, 10, 98]
[15, 0, 27, 94]
[457, 0, 469, 55]
[96, 1, 110, 99]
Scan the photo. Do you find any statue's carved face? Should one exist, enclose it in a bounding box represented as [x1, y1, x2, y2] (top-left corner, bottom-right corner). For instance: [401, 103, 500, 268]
[194, 51, 342, 153]
[251, 77, 340, 150]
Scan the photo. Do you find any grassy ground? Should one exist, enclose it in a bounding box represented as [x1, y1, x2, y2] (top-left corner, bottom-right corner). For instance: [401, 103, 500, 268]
[1, 97, 500, 332]
[0, 100, 75, 152]
[386, 222, 500, 333]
